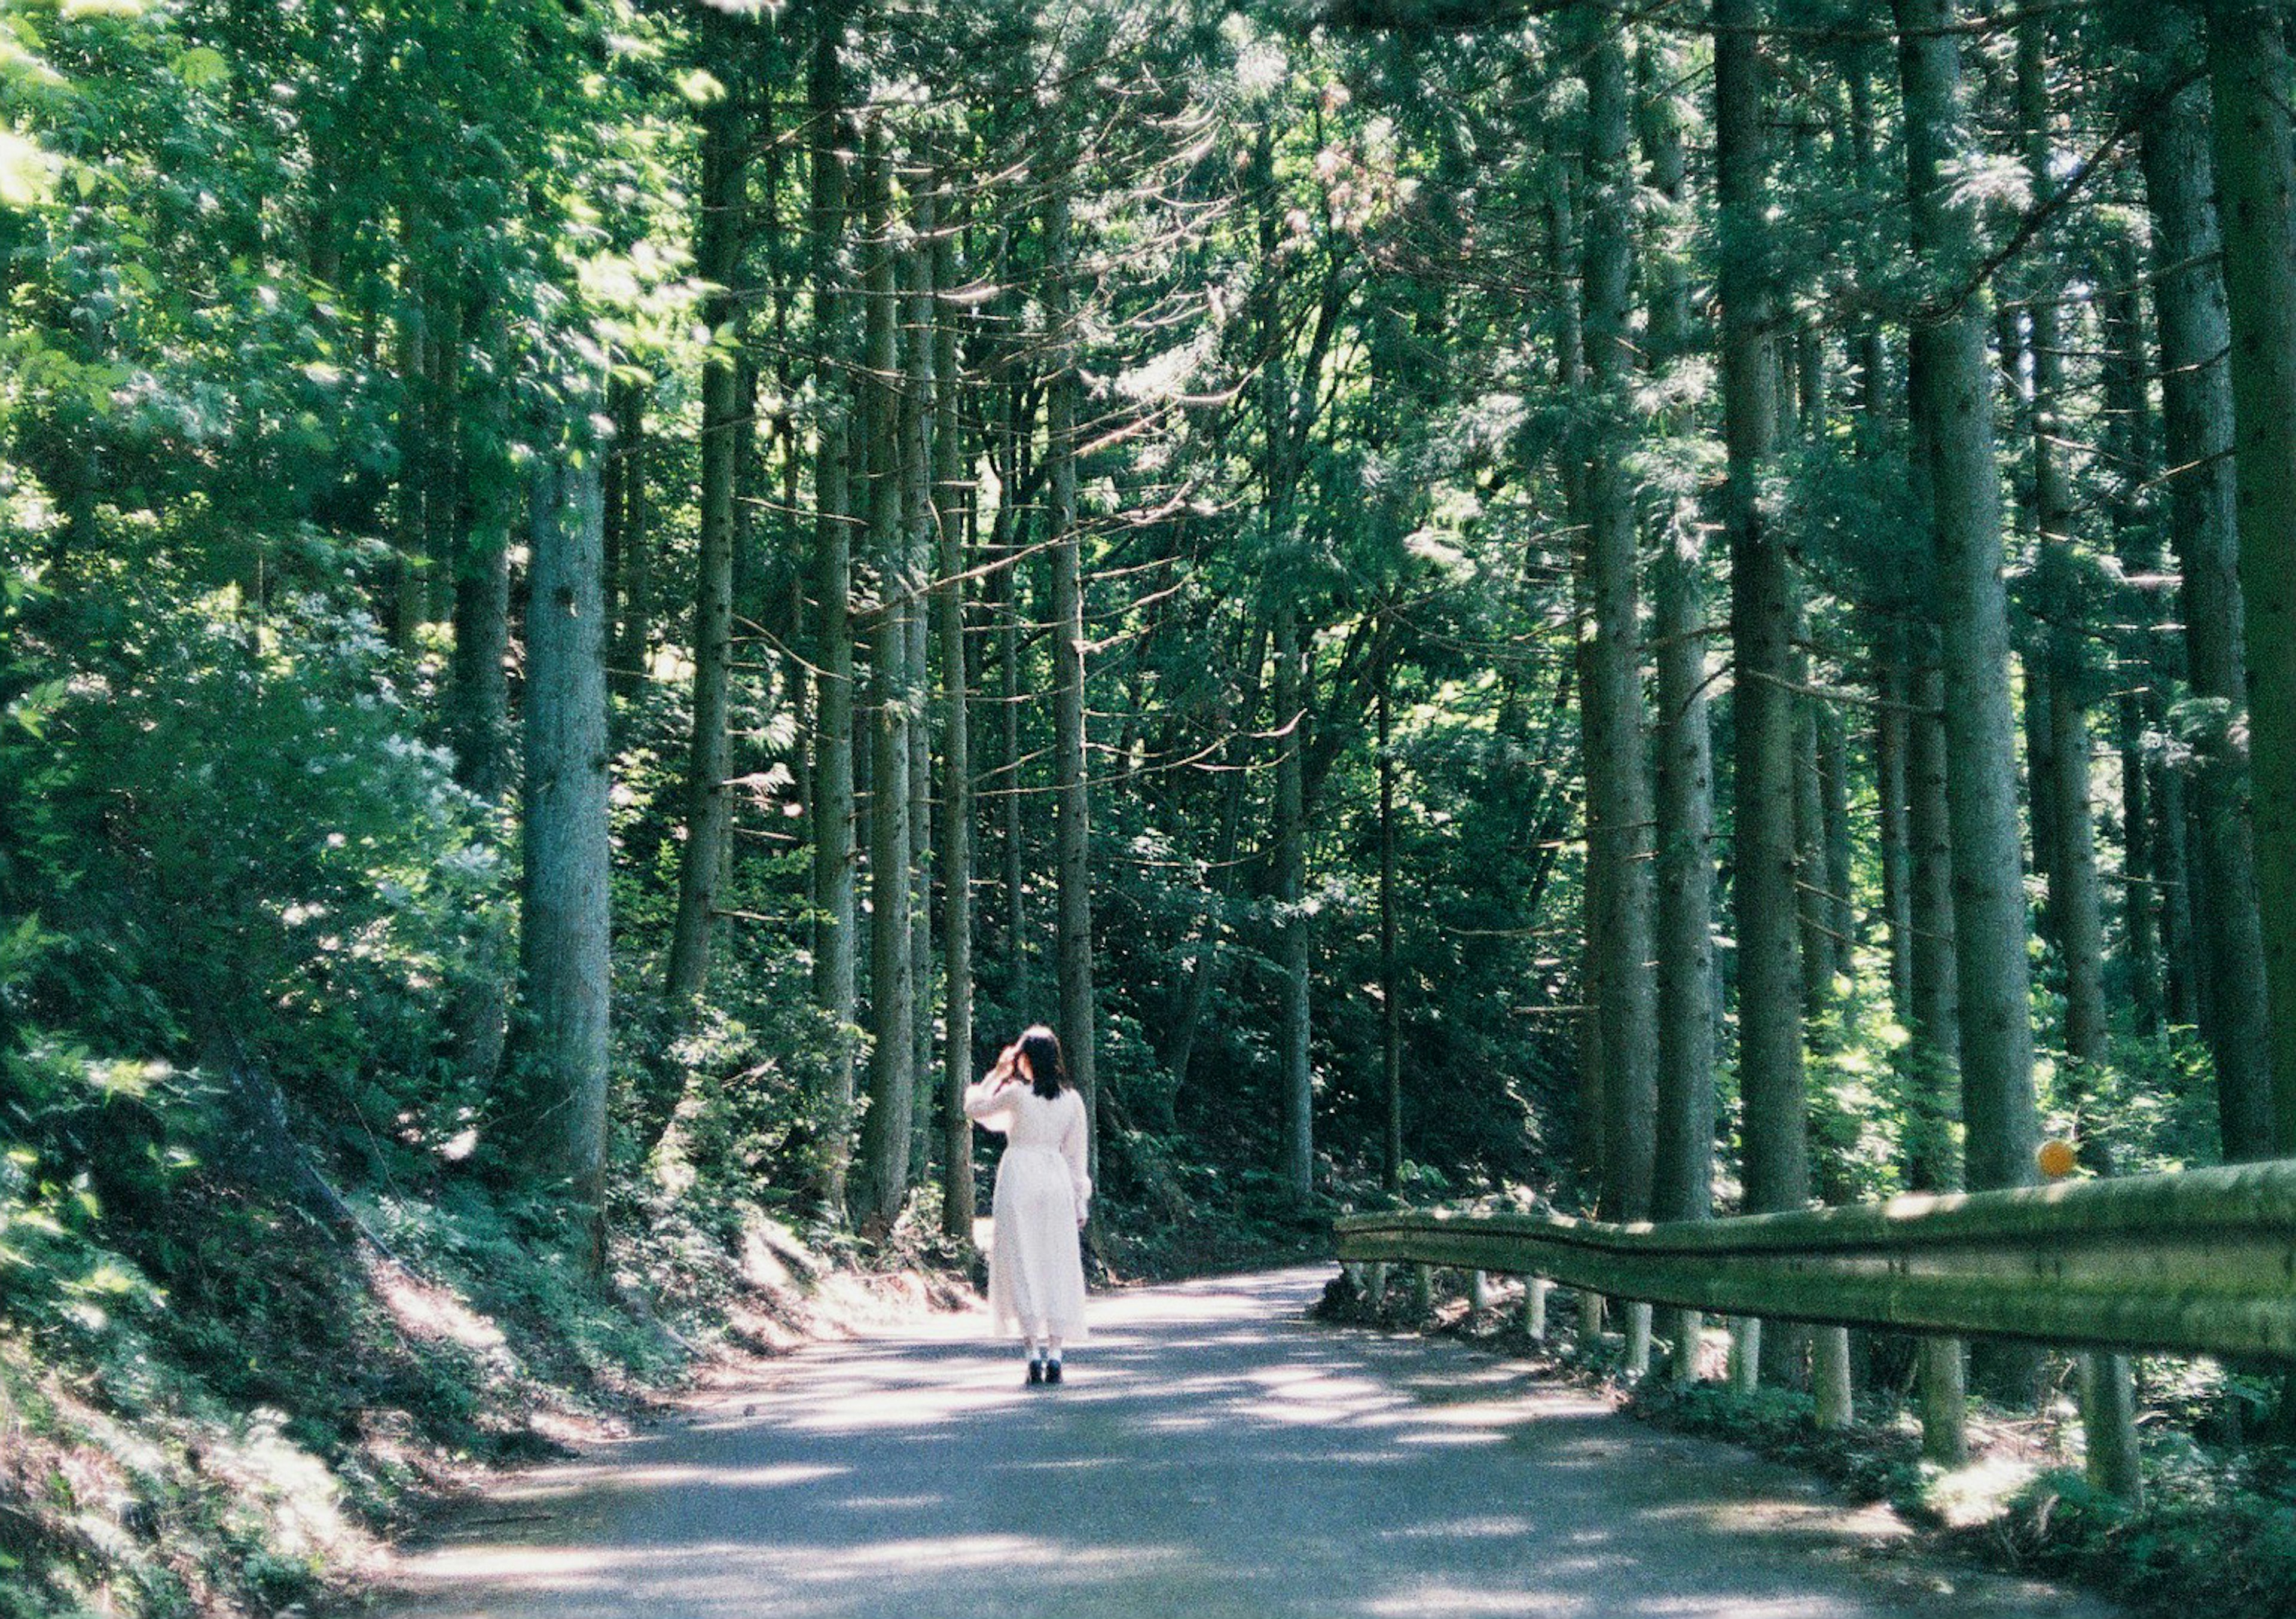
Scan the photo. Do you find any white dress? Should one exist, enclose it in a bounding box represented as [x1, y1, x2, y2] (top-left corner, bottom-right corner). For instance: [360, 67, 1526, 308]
[963, 1079, 1091, 1342]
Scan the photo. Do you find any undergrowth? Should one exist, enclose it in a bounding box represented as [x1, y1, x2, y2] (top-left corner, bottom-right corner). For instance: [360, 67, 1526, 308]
[0, 1166, 915, 1619]
[1317, 1263, 2296, 1619]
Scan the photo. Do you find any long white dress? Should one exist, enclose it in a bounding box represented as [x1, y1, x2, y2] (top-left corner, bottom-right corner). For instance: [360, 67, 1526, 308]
[962, 1078, 1091, 1342]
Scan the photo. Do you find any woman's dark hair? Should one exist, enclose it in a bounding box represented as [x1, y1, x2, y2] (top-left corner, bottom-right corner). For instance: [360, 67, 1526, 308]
[1019, 1024, 1069, 1100]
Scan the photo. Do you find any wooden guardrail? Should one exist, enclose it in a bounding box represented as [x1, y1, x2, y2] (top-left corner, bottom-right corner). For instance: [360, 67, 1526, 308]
[1335, 1159, 2296, 1361]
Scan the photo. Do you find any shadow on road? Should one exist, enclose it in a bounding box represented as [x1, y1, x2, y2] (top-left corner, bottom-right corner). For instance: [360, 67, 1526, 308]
[381, 1268, 2116, 1619]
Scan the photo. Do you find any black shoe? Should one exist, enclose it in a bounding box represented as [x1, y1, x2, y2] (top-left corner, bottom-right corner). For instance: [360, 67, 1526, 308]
[1045, 1360, 1064, 1386]
[1027, 1359, 1045, 1386]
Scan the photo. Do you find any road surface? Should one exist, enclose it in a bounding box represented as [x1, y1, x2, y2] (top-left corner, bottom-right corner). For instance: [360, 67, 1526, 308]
[381, 1267, 2119, 1619]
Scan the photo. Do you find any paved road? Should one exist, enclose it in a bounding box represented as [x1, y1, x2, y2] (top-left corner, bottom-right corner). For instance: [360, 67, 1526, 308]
[382, 1269, 2121, 1619]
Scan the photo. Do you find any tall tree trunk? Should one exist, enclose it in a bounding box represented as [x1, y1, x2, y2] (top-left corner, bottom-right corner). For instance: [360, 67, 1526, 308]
[1794, 651, 1831, 1022]
[1818, 705, 1854, 990]
[2141, 56, 2278, 1159]
[2011, 11, 2113, 1096]
[805, 10, 856, 1213]
[1907, 638, 1967, 1459]
[999, 439, 1031, 1009]
[903, 218, 936, 1190]
[514, 454, 612, 1268]
[2098, 242, 2165, 1038]
[1895, 0, 2039, 1195]
[1046, 188, 1100, 1193]
[1547, 151, 1605, 1220]
[1274, 599, 1314, 1199]
[1641, 23, 1712, 1379]
[610, 381, 652, 696]
[1899, 0, 2041, 1404]
[855, 127, 915, 1229]
[1875, 623, 1916, 1026]
[1577, 11, 1657, 1232]
[2206, 2, 2296, 1154]
[665, 55, 750, 1012]
[932, 181, 978, 1244]
[1379, 630, 1404, 1193]
[393, 207, 429, 651]
[1717, 0, 1808, 1387]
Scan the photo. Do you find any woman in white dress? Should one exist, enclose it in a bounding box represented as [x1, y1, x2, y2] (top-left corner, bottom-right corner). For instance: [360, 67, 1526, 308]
[962, 1024, 1091, 1386]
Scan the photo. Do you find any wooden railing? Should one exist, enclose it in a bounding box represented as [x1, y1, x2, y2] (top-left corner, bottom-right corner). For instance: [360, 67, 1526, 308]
[1336, 1160, 2296, 1503]
[1336, 1160, 2296, 1360]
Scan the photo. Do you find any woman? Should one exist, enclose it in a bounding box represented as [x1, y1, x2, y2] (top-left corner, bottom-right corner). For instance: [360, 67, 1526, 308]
[963, 1024, 1091, 1386]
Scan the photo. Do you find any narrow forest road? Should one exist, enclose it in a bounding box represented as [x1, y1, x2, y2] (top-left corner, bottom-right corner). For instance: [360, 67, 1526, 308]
[381, 1269, 2121, 1619]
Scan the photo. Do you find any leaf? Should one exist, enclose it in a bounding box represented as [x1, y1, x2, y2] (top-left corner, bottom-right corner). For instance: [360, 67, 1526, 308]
[0, 128, 57, 210]
[173, 45, 229, 88]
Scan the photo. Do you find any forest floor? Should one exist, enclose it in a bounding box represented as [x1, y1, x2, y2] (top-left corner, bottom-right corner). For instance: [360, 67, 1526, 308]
[368, 1267, 2118, 1619]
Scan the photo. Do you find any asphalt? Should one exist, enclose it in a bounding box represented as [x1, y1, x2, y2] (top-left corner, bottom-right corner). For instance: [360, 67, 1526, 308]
[379, 1267, 2125, 1619]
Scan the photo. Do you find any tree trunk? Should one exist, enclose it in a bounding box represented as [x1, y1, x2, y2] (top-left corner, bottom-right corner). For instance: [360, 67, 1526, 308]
[1274, 598, 1314, 1199]
[514, 454, 612, 1267]
[2048, 672, 2109, 1072]
[2207, 2, 2296, 1153]
[610, 381, 652, 696]
[806, 21, 857, 1207]
[664, 59, 750, 1012]
[999, 445, 1031, 1009]
[1642, 30, 1711, 1377]
[2011, 21, 2113, 1099]
[903, 218, 937, 1190]
[1900, 0, 2041, 1405]
[1577, 11, 1657, 1230]
[1907, 639, 1968, 1461]
[1896, 0, 2039, 1199]
[2141, 56, 2279, 1159]
[1717, 0, 1806, 1211]
[1818, 704, 1854, 990]
[1794, 654, 1830, 1021]
[855, 128, 915, 1230]
[2098, 236, 2165, 1038]
[932, 181, 977, 1244]
[1046, 189, 1100, 1192]
[1875, 623, 1916, 1026]
[1379, 637, 1404, 1193]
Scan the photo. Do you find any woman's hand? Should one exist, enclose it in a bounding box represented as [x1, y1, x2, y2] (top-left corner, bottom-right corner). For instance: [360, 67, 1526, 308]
[987, 1041, 1021, 1085]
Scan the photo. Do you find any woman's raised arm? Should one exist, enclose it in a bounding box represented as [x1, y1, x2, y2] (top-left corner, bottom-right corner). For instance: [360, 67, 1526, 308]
[963, 1074, 1018, 1131]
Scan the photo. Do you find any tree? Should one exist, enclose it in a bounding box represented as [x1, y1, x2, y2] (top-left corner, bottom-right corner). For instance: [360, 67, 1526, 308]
[512, 451, 613, 1263]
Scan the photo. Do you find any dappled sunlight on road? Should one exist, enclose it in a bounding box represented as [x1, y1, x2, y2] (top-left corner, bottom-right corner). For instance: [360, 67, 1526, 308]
[383, 1267, 2118, 1619]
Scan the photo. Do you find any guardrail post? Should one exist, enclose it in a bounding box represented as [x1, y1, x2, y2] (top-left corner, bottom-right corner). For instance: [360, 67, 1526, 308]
[1728, 1318, 1760, 1394]
[2080, 1351, 2141, 1505]
[1470, 1270, 1491, 1313]
[1366, 1261, 1389, 1309]
[1412, 1263, 1435, 1315]
[1920, 1337, 1968, 1464]
[1624, 1302, 1653, 1377]
[1660, 1306, 1701, 1385]
[1523, 1276, 1549, 1341]
[1814, 1326, 1853, 1429]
